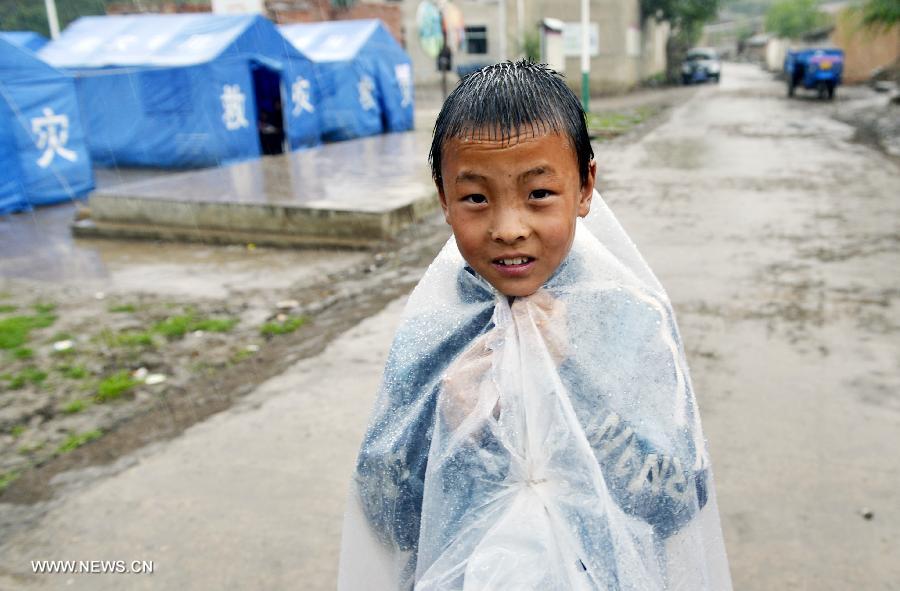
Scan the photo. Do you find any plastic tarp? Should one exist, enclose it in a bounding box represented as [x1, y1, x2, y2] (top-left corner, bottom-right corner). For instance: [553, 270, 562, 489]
[0, 32, 48, 52]
[0, 37, 93, 215]
[280, 19, 413, 141]
[338, 192, 732, 590]
[38, 14, 320, 168]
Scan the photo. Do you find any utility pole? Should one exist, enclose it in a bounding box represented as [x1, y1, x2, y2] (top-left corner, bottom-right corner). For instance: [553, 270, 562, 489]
[517, 0, 524, 58]
[498, 0, 507, 61]
[580, 0, 589, 111]
[44, 0, 60, 40]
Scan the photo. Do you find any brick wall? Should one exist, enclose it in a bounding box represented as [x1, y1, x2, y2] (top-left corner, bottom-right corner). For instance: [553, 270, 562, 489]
[270, 1, 404, 47]
[105, 0, 404, 48]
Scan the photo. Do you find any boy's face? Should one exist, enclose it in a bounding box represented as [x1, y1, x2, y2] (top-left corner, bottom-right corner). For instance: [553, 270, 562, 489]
[437, 129, 596, 297]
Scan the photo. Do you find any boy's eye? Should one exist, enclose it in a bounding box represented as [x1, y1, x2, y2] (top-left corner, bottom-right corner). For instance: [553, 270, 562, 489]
[463, 194, 487, 204]
[530, 189, 553, 200]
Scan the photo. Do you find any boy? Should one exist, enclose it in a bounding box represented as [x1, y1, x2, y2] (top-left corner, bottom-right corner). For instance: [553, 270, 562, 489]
[337, 60, 731, 590]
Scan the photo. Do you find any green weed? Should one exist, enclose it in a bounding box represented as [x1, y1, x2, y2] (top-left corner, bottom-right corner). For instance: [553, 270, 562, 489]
[260, 316, 307, 337]
[12, 347, 33, 359]
[62, 399, 88, 414]
[98, 329, 155, 349]
[33, 302, 56, 314]
[0, 313, 56, 350]
[58, 364, 89, 379]
[56, 429, 103, 454]
[95, 371, 139, 402]
[7, 367, 48, 389]
[0, 470, 21, 493]
[154, 312, 238, 339]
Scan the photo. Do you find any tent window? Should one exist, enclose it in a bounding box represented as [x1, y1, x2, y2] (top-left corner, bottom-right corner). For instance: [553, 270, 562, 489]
[140, 69, 193, 114]
[465, 26, 488, 55]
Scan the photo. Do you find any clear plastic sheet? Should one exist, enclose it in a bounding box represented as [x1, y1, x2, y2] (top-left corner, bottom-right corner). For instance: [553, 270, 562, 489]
[338, 191, 732, 590]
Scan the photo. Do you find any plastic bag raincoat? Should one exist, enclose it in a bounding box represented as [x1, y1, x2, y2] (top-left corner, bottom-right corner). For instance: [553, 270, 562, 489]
[337, 192, 732, 590]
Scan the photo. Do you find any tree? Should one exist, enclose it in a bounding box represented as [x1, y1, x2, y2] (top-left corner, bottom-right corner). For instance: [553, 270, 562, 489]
[858, 0, 900, 30]
[641, 0, 722, 82]
[764, 0, 828, 39]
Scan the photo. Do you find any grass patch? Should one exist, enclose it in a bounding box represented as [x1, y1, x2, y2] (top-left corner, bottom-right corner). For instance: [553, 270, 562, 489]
[0, 470, 21, 493]
[108, 303, 137, 313]
[58, 364, 89, 379]
[154, 311, 238, 339]
[12, 347, 33, 359]
[62, 398, 89, 414]
[586, 106, 660, 140]
[56, 429, 103, 454]
[98, 329, 155, 349]
[95, 370, 140, 402]
[18, 441, 44, 455]
[6, 367, 48, 390]
[260, 316, 307, 337]
[10, 424, 26, 438]
[33, 302, 56, 314]
[231, 348, 257, 363]
[0, 304, 16, 313]
[50, 331, 74, 342]
[0, 313, 57, 350]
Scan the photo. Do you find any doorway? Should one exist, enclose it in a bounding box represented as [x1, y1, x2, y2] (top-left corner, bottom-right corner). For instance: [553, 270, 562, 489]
[251, 64, 285, 156]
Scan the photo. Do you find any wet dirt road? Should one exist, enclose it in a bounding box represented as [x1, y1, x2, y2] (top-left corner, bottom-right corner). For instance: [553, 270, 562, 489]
[1, 63, 897, 589]
[599, 63, 899, 589]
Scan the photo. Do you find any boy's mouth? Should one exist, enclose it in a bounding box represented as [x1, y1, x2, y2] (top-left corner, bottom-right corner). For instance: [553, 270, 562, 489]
[491, 255, 536, 278]
[492, 255, 535, 266]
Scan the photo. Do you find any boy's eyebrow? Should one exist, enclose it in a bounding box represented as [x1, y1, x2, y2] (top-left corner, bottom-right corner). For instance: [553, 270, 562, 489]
[454, 166, 557, 184]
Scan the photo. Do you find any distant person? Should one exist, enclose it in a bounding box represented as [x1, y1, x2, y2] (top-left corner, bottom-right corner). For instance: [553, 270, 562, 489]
[257, 98, 284, 156]
[336, 60, 732, 590]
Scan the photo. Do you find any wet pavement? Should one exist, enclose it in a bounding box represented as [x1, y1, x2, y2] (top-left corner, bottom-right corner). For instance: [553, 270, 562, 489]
[0, 201, 368, 299]
[80, 131, 439, 247]
[1, 63, 898, 589]
[90, 131, 433, 211]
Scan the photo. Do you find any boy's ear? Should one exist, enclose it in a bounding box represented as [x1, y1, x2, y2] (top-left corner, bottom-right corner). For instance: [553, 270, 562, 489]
[436, 180, 451, 224]
[578, 159, 597, 218]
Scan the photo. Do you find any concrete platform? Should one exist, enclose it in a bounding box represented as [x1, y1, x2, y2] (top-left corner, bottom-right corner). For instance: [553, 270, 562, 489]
[74, 131, 439, 248]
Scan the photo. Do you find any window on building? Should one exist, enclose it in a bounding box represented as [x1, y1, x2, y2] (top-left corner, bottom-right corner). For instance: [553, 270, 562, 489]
[465, 25, 488, 55]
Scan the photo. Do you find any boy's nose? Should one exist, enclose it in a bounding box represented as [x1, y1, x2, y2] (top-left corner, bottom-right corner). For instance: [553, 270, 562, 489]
[490, 210, 530, 244]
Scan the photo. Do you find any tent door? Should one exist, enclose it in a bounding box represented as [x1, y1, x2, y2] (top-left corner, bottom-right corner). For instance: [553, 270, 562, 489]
[251, 64, 285, 156]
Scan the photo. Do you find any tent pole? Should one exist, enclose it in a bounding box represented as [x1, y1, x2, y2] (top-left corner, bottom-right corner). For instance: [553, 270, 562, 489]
[44, 0, 60, 40]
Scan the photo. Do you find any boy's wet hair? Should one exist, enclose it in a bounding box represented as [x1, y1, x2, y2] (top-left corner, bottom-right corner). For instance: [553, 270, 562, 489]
[429, 59, 594, 190]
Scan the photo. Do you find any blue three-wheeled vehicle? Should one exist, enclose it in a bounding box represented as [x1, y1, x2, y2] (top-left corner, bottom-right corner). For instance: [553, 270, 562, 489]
[784, 48, 844, 100]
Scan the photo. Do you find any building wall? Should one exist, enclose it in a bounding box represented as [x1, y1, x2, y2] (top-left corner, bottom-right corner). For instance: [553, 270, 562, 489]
[403, 0, 667, 95]
[401, 0, 503, 89]
[831, 9, 900, 83]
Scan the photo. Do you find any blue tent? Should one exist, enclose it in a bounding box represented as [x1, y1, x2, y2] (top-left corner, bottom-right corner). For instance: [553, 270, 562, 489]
[280, 20, 414, 141]
[0, 31, 49, 52]
[38, 14, 320, 168]
[0, 37, 93, 215]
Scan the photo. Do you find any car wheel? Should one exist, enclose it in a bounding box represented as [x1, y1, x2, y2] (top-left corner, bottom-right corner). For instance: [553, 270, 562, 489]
[787, 80, 795, 97]
[682, 76, 691, 85]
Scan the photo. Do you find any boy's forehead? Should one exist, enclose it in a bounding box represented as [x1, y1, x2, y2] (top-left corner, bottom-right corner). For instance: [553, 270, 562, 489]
[441, 129, 577, 172]
[446, 123, 568, 146]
